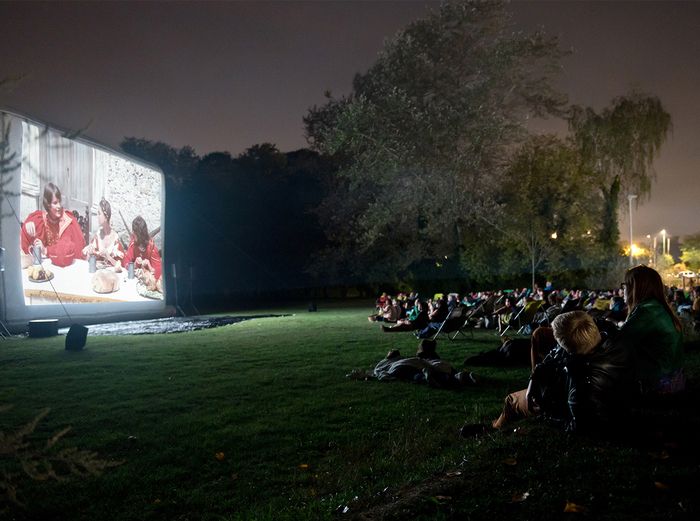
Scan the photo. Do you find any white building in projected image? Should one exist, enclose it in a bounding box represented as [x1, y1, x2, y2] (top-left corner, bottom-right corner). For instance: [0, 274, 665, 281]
[0, 109, 169, 333]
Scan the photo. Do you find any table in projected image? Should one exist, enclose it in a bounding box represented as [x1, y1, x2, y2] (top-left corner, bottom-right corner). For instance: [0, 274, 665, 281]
[23, 259, 161, 304]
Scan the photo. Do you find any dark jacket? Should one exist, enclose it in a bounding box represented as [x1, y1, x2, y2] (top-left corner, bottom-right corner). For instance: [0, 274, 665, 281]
[564, 339, 636, 432]
[530, 337, 635, 433]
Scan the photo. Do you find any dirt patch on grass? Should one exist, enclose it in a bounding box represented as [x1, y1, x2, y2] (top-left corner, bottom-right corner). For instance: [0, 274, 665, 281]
[344, 470, 472, 520]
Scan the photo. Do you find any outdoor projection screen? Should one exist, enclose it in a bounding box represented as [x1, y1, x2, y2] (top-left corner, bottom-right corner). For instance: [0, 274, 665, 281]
[0, 110, 167, 332]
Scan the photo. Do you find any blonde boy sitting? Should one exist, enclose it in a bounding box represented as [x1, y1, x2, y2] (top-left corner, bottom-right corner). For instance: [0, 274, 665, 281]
[488, 312, 601, 432]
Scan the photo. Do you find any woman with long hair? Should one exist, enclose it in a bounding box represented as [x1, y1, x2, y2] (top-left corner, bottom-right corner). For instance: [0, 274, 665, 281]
[619, 265, 684, 395]
[123, 215, 162, 291]
[82, 198, 124, 269]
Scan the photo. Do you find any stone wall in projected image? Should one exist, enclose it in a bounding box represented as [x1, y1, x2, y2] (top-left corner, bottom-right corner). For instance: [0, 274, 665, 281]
[98, 151, 163, 251]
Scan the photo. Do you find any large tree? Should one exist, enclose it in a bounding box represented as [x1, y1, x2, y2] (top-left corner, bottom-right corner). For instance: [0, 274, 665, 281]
[567, 91, 672, 253]
[305, 0, 566, 285]
[681, 233, 700, 271]
[462, 135, 601, 288]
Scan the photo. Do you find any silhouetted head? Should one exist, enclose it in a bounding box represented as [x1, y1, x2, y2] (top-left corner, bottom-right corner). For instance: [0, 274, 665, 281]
[416, 339, 439, 360]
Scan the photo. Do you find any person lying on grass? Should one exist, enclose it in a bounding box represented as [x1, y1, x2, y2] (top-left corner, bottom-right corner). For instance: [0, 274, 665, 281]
[347, 339, 477, 390]
[460, 311, 633, 436]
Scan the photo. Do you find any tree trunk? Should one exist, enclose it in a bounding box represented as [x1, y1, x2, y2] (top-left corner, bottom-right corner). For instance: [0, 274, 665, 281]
[530, 230, 537, 292]
[600, 175, 621, 253]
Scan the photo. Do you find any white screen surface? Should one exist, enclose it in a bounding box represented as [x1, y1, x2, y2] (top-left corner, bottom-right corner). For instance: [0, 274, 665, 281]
[19, 121, 164, 305]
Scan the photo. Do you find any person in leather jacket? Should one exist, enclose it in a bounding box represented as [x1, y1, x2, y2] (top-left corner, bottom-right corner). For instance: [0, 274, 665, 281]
[486, 311, 634, 433]
[535, 312, 635, 432]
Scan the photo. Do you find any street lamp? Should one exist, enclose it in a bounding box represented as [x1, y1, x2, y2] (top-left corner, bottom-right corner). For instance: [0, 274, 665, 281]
[661, 229, 667, 255]
[628, 194, 637, 267]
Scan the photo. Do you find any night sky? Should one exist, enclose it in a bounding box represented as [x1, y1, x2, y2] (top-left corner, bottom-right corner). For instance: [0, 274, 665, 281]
[1, 1, 698, 240]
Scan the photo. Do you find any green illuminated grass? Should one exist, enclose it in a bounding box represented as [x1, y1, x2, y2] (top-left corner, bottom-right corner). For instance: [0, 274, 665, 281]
[1, 302, 699, 520]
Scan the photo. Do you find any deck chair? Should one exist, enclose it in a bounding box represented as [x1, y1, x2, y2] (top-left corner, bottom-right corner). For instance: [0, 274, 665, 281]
[470, 294, 499, 319]
[0, 321, 10, 339]
[561, 298, 581, 313]
[500, 300, 544, 337]
[431, 304, 475, 341]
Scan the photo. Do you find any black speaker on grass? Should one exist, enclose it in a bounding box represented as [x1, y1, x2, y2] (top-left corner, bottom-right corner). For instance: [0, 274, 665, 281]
[28, 319, 59, 338]
[65, 324, 88, 351]
[308, 301, 317, 312]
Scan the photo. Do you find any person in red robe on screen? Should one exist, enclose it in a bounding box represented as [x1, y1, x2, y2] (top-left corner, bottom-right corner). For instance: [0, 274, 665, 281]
[21, 183, 86, 267]
[123, 215, 162, 292]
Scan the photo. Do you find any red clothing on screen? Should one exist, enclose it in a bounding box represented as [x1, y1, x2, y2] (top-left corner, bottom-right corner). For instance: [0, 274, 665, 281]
[123, 239, 162, 280]
[21, 210, 86, 267]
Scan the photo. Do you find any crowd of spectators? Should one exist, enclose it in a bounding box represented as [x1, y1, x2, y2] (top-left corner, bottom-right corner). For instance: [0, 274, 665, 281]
[369, 280, 700, 337]
[364, 267, 700, 436]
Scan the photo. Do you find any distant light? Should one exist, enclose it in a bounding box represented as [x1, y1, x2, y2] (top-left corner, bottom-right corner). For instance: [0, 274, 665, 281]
[586, 230, 591, 235]
[551, 232, 558, 239]
[631, 244, 646, 257]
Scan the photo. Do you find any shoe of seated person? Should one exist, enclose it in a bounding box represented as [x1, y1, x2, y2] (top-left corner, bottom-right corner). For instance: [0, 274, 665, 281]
[459, 422, 489, 438]
[454, 371, 478, 386]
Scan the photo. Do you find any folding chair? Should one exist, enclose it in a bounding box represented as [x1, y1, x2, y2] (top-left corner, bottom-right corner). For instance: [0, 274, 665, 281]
[470, 294, 498, 320]
[431, 304, 475, 341]
[447, 306, 477, 340]
[500, 300, 544, 337]
[0, 320, 11, 340]
[561, 298, 581, 313]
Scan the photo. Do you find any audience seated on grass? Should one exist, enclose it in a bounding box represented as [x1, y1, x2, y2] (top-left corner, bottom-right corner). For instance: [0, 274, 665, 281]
[368, 297, 401, 323]
[538, 292, 562, 326]
[494, 296, 517, 334]
[459, 265, 686, 438]
[381, 299, 428, 333]
[461, 310, 631, 436]
[673, 288, 692, 314]
[691, 286, 700, 331]
[414, 295, 450, 338]
[375, 292, 389, 311]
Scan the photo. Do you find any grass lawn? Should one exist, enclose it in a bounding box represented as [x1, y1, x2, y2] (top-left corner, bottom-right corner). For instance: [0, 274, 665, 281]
[1, 301, 699, 520]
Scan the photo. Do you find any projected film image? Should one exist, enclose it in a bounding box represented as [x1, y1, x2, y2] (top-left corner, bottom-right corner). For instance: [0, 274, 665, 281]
[18, 121, 164, 304]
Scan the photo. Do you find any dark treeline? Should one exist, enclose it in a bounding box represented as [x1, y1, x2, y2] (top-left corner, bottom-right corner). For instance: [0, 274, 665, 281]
[120, 139, 335, 309]
[121, 138, 477, 308]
